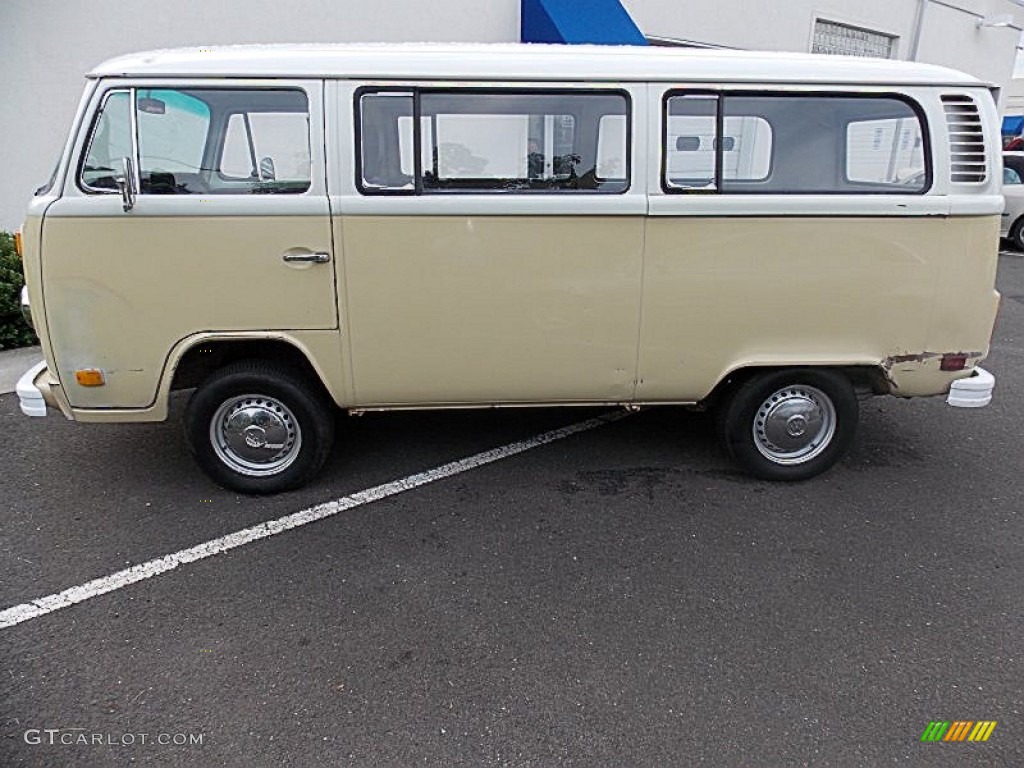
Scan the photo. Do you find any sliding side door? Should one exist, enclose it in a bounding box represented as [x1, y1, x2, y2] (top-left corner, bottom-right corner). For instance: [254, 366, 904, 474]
[328, 82, 647, 407]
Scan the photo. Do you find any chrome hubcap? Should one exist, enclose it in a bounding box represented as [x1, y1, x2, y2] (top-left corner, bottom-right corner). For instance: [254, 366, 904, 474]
[210, 395, 302, 477]
[752, 385, 836, 465]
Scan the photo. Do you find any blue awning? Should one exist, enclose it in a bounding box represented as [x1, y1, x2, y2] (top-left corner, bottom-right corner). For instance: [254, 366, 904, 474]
[521, 0, 647, 46]
[1003, 115, 1024, 135]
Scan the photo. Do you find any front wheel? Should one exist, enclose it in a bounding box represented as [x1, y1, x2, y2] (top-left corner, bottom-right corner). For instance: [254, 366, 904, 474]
[717, 369, 858, 481]
[185, 360, 335, 494]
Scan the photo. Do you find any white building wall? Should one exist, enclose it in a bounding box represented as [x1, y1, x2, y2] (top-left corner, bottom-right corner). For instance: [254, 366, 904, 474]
[2, 0, 1022, 229]
[623, 0, 1024, 90]
[625, 0, 920, 53]
[913, 0, 1024, 87]
[1005, 77, 1024, 114]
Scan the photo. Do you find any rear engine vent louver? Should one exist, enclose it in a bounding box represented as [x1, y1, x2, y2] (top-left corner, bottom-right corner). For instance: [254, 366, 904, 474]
[942, 94, 986, 183]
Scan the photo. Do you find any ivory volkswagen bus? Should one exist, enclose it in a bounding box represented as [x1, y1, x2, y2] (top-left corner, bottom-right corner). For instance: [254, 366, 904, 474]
[16, 44, 1000, 492]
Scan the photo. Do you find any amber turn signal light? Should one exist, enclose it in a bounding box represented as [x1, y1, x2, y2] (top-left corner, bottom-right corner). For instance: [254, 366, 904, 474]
[13, 230, 22, 259]
[75, 369, 106, 387]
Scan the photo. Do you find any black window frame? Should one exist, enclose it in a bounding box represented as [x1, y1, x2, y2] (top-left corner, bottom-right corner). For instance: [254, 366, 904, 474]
[354, 86, 633, 196]
[661, 90, 933, 196]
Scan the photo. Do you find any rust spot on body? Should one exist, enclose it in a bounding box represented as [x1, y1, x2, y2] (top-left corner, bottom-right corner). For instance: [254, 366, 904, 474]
[882, 352, 941, 369]
[882, 351, 982, 370]
[880, 350, 984, 389]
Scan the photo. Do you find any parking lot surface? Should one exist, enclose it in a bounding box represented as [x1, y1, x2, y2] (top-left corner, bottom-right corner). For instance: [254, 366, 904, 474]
[2, 252, 1023, 767]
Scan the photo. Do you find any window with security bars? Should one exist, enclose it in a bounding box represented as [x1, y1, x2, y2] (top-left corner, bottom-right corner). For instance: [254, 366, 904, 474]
[813, 20, 896, 59]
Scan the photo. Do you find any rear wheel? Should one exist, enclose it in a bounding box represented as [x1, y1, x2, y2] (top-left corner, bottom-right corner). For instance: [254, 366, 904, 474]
[185, 360, 335, 494]
[717, 369, 858, 480]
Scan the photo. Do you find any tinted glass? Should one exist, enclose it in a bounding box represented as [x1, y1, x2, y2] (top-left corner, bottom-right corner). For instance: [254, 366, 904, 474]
[664, 95, 717, 191]
[137, 89, 211, 194]
[664, 93, 928, 194]
[359, 92, 416, 191]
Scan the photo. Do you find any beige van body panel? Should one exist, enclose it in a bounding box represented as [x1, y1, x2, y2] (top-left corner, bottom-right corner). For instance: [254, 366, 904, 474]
[20, 213, 75, 418]
[637, 215, 1000, 401]
[338, 215, 645, 405]
[41, 214, 338, 409]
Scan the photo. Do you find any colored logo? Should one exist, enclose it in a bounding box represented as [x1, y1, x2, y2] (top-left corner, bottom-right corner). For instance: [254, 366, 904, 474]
[921, 721, 997, 742]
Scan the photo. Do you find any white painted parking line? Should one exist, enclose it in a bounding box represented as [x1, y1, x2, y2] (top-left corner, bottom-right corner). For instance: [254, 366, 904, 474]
[0, 411, 629, 630]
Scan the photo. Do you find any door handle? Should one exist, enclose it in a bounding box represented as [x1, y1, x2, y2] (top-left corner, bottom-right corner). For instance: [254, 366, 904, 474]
[282, 251, 331, 264]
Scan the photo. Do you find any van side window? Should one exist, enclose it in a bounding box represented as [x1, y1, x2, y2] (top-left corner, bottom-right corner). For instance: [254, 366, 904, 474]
[218, 105, 312, 192]
[596, 114, 628, 181]
[663, 92, 929, 194]
[81, 90, 132, 192]
[79, 88, 311, 196]
[846, 115, 926, 187]
[664, 94, 719, 191]
[357, 89, 630, 194]
[137, 89, 211, 194]
[358, 91, 416, 191]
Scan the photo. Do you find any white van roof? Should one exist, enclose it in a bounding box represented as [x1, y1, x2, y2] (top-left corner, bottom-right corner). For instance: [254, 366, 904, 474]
[89, 42, 984, 87]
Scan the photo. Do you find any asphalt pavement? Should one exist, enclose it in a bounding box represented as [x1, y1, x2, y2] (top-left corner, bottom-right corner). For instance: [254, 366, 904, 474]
[0, 346, 41, 395]
[1, 255, 1022, 767]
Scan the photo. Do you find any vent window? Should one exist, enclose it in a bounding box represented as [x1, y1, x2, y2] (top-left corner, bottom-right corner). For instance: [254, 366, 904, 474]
[942, 94, 986, 183]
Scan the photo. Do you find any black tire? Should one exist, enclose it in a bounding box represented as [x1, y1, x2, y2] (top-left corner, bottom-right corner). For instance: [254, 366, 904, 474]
[716, 369, 858, 481]
[185, 360, 335, 494]
[1012, 218, 1024, 251]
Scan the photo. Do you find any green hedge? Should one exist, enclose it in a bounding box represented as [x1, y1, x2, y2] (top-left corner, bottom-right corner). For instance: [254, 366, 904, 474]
[0, 231, 39, 350]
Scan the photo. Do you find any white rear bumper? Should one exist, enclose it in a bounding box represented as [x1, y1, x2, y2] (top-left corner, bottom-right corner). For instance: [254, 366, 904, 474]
[946, 367, 994, 408]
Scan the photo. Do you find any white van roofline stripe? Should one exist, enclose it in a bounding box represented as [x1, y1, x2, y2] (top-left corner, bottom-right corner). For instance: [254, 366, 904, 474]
[88, 43, 985, 88]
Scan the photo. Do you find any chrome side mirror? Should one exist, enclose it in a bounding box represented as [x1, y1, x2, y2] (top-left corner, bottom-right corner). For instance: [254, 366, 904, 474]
[258, 156, 276, 182]
[115, 155, 136, 212]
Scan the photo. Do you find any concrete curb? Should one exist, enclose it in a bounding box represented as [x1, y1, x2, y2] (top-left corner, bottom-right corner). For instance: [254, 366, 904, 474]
[0, 346, 42, 395]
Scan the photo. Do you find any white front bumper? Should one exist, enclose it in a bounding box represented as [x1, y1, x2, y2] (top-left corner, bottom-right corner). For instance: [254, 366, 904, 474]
[946, 367, 995, 408]
[17, 361, 48, 417]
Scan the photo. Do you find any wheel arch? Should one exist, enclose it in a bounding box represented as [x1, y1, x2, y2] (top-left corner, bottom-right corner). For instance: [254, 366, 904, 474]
[165, 333, 340, 406]
[699, 363, 889, 410]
